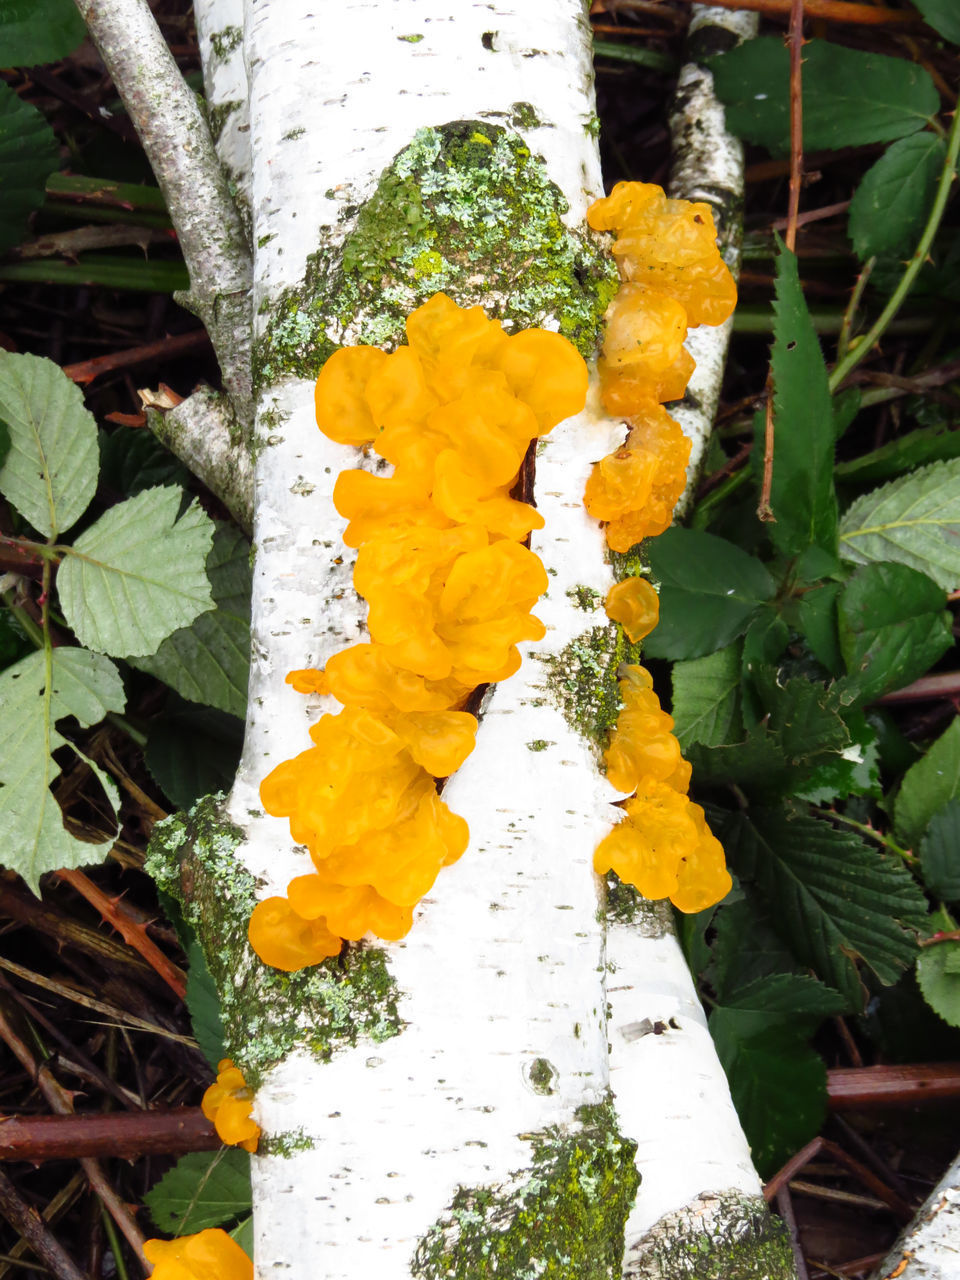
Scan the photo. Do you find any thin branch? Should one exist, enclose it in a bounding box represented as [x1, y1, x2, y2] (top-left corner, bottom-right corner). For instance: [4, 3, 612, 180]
[72, 0, 253, 430]
[785, 0, 805, 254]
[656, 0, 918, 25]
[147, 386, 254, 534]
[0, 1110, 218, 1162]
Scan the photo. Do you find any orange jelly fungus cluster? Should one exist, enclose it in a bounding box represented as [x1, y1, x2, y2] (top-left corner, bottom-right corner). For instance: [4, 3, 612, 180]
[588, 181, 736, 914]
[249, 293, 589, 970]
[584, 181, 736, 553]
[201, 1059, 260, 1153]
[143, 1229, 252, 1280]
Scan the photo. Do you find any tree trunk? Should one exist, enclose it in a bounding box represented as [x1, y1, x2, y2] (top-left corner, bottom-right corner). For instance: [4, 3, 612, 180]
[138, 1, 797, 1274]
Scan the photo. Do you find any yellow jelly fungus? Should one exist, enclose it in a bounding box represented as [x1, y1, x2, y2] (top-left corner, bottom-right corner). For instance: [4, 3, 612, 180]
[586, 181, 735, 915]
[143, 1229, 253, 1280]
[585, 181, 735, 555]
[201, 1059, 260, 1153]
[253, 294, 589, 968]
[604, 577, 659, 644]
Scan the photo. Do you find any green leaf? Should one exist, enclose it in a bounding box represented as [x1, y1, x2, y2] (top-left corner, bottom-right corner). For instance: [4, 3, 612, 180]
[0, 0, 86, 64]
[837, 562, 952, 704]
[186, 936, 226, 1070]
[230, 1217, 254, 1257]
[144, 1149, 252, 1236]
[131, 525, 251, 718]
[0, 607, 31, 673]
[709, 895, 808, 1001]
[710, 1014, 828, 1178]
[916, 942, 960, 1029]
[0, 352, 98, 537]
[795, 582, 843, 676]
[671, 642, 742, 749]
[0, 647, 124, 891]
[794, 710, 881, 805]
[836, 424, 960, 487]
[912, 0, 960, 43]
[761, 242, 837, 557]
[0, 83, 59, 252]
[145, 699, 244, 810]
[688, 678, 850, 798]
[720, 973, 847, 1021]
[713, 805, 927, 1007]
[99, 425, 191, 497]
[839, 458, 960, 590]
[895, 719, 960, 849]
[709, 38, 937, 155]
[642, 529, 775, 660]
[919, 801, 960, 902]
[57, 487, 215, 658]
[848, 133, 946, 261]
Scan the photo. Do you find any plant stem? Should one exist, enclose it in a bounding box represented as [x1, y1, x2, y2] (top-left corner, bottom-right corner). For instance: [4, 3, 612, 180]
[828, 108, 960, 392]
[592, 39, 678, 73]
[836, 255, 875, 363]
[0, 591, 44, 649]
[827, 809, 917, 865]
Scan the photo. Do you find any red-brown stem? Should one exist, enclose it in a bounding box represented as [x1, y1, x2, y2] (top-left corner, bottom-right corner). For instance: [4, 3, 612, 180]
[827, 1062, 960, 1108]
[764, 1135, 914, 1221]
[661, 0, 917, 24]
[55, 868, 187, 1000]
[785, 0, 805, 255]
[0, 1109, 218, 1162]
[62, 329, 210, 386]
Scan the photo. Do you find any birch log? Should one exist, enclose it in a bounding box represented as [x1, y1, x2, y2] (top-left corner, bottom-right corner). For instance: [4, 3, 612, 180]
[146, 1, 795, 1275]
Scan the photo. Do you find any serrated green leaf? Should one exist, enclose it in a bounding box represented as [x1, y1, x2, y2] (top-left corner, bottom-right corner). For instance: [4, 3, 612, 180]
[145, 1149, 252, 1236]
[839, 458, 960, 589]
[99, 425, 191, 497]
[0, 647, 124, 891]
[760, 243, 837, 557]
[838, 562, 952, 704]
[709, 39, 937, 156]
[57, 487, 215, 658]
[186, 936, 226, 1070]
[671, 642, 742, 750]
[714, 806, 926, 1007]
[848, 133, 946, 261]
[131, 525, 250, 718]
[720, 973, 846, 1021]
[0, 82, 60, 252]
[836, 424, 960, 487]
[917, 942, 960, 1029]
[145, 699, 244, 810]
[642, 529, 775, 660]
[912, 0, 960, 43]
[0, 352, 98, 537]
[688, 678, 850, 798]
[230, 1217, 254, 1257]
[895, 719, 960, 849]
[919, 801, 960, 902]
[795, 582, 843, 675]
[0, 0, 87, 64]
[710, 1016, 827, 1178]
[709, 895, 807, 1001]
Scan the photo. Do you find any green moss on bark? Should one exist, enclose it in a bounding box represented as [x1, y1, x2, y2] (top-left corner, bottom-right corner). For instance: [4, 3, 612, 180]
[412, 1100, 639, 1280]
[145, 796, 401, 1089]
[542, 623, 643, 752]
[252, 121, 616, 391]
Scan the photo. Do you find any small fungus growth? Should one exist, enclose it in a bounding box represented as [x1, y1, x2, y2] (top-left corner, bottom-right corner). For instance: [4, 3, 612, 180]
[250, 292, 588, 970]
[587, 181, 736, 913]
[143, 1228, 253, 1279]
[201, 1058, 260, 1152]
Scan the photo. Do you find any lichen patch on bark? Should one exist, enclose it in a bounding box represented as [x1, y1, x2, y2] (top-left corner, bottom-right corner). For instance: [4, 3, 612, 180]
[252, 121, 617, 390]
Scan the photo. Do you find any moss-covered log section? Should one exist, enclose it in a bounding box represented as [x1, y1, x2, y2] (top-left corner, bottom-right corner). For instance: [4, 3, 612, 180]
[253, 121, 618, 390]
[412, 1100, 639, 1280]
[145, 796, 401, 1088]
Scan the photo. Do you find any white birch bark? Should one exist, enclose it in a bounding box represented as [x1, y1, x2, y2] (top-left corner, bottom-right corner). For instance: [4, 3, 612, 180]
[113, 0, 789, 1274]
[194, 0, 252, 233]
[873, 1150, 960, 1280]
